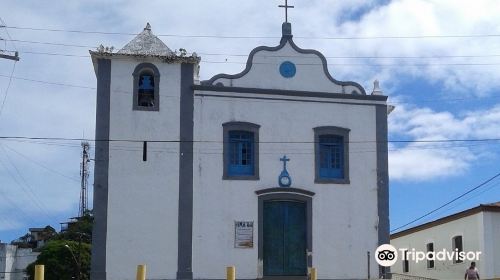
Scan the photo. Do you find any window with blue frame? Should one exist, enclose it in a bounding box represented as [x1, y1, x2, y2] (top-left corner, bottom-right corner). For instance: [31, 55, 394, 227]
[314, 126, 350, 183]
[318, 135, 344, 178]
[228, 131, 254, 176]
[223, 122, 260, 179]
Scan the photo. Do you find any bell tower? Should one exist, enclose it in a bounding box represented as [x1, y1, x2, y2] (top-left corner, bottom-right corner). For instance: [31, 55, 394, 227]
[89, 23, 200, 280]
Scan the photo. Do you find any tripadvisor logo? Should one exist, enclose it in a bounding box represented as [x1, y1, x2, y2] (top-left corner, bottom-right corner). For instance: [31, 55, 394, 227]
[375, 244, 482, 267]
[375, 244, 398, 267]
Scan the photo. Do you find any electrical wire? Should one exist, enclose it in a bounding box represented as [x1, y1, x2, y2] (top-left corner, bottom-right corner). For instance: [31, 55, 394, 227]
[0, 135, 499, 145]
[3, 38, 95, 48]
[2, 144, 81, 182]
[2, 72, 500, 107]
[0, 145, 55, 220]
[0, 19, 18, 51]
[390, 171, 500, 233]
[6, 48, 500, 61]
[4, 50, 500, 66]
[417, 179, 500, 226]
[0, 61, 17, 119]
[0, 136, 496, 156]
[6, 25, 500, 40]
[0, 160, 37, 224]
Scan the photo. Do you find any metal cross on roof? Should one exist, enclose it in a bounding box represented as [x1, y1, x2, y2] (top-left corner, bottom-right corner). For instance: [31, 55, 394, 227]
[278, 0, 294, 23]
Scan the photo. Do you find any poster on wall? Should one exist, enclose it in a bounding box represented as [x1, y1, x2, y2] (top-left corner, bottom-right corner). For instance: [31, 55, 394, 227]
[234, 221, 254, 248]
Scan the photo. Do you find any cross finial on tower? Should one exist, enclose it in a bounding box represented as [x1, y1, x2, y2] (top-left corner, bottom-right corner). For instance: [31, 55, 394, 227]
[278, 0, 294, 23]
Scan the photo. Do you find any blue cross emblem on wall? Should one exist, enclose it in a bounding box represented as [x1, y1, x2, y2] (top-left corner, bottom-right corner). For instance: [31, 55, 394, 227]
[278, 155, 292, 187]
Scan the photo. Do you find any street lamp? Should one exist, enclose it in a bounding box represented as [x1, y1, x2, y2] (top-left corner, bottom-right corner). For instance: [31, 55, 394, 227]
[64, 244, 81, 280]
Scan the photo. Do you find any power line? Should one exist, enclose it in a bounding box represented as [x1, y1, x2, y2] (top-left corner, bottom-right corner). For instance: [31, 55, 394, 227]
[0, 214, 18, 229]
[3, 48, 500, 66]
[7, 48, 500, 60]
[3, 72, 500, 107]
[6, 25, 500, 40]
[0, 61, 17, 119]
[1, 136, 497, 156]
[0, 19, 18, 51]
[0, 74, 181, 99]
[200, 61, 500, 66]
[0, 160, 37, 224]
[2, 144, 80, 182]
[0, 135, 499, 144]
[391, 171, 500, 233]
[0, 74, 95, 89]
[0, 19, 20, 61]
[418, 180, 500, 226]
[0, 145, 55, 220]
[4, 39, 95, 48]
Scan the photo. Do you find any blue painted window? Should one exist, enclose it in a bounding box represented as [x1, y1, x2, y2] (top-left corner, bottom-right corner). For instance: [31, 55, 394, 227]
[318, 135, 344, 178]
[138, 72, 155, 107]
[228, 131, 254, 176]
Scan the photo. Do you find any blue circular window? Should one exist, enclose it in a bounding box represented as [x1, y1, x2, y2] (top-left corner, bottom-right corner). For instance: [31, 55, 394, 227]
[279, 61, 296, 78]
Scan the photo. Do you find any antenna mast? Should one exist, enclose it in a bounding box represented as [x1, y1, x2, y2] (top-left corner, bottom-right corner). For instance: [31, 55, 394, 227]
[79, 142, 90, 217]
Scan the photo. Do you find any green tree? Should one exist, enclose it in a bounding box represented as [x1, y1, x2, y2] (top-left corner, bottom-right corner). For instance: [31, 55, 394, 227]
[27, 213, 93, 280]
[55, 214, 93, 243]
[26, 240, 91, 280]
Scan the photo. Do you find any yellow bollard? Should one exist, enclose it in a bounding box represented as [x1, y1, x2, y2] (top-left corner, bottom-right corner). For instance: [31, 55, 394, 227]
[34, 265, 44, 280]
[310, 267, 317, 280]
[226, 266, 235, 280]
[136, 264, 147, 280]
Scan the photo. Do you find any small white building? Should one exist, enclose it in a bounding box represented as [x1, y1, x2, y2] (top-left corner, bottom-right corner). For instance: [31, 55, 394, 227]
[0, 244, 39, 280]
[391, 203, 500, 280]
[90, 22, 390, 280]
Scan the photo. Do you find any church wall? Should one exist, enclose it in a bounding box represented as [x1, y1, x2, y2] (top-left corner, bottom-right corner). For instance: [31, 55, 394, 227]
[192, 92, 380, 279]
[105, 59, 181, 280]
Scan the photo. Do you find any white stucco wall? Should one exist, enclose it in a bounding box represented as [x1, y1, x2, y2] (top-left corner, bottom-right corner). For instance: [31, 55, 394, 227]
[482, 211, 500, 279]
[391, 212, 485, 280]
[105, 58, 181, 280]
[0, 244, 38, 280]
[0, 244, 16, 280]
[192, 92, 382, 279]
[213, 41, 362, 95]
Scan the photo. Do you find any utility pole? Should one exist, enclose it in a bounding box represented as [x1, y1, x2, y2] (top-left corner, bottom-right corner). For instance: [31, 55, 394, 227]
[0, 24, 20, 61]
[0, 51, 19, 61]
[79, 142, 90, 217]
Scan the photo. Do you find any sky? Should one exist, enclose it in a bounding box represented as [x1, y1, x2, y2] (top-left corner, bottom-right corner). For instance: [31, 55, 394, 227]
[1, 0, 500, 242]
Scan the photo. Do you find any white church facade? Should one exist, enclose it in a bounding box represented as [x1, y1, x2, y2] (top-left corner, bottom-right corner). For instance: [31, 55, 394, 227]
[90, 22, 390, 280]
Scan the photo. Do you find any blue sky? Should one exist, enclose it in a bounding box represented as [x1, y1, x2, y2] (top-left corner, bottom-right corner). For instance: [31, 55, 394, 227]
[1, 0, 500, 242]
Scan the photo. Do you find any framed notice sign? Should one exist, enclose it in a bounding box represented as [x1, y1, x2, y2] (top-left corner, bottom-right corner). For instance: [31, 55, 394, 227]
[234, 221, 254, 248]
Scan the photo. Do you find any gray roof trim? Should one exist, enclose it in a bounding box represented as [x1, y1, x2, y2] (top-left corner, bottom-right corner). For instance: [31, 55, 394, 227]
[193, 85, 387, 101]
[255, 187, 315, 197]
[89, 51, 200, 64]
[202, 37, 367, 95]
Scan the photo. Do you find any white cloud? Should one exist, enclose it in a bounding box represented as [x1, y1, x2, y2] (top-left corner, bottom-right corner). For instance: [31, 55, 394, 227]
[301, 0, 500, 96]
[388, 104, 500, 181]
[389, 144, 472, 181]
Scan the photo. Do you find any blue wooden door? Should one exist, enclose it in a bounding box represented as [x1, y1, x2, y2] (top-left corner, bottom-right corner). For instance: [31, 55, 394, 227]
[263, 201, 307, 276]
